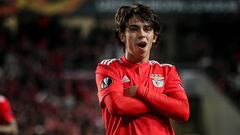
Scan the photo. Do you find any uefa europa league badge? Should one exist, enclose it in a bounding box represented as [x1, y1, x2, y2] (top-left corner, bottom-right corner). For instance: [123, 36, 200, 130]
[150, 74, 164, 88]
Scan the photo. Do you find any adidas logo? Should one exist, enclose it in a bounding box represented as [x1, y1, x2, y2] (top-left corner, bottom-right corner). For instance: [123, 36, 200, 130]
[121, 75, 130, 83]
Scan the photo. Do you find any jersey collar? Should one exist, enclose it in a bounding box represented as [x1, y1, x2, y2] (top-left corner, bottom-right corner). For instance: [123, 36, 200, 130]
[120, 56, 150, 68]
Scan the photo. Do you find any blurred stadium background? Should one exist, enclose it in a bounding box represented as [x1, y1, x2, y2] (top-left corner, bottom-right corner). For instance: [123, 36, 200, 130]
[0, 0, 240, 135]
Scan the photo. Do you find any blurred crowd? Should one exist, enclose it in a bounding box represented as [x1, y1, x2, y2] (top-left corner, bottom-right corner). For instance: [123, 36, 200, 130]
[0, 13, 240, 135]
[0, 16, 118, 135]
[177, 19, 240, 109]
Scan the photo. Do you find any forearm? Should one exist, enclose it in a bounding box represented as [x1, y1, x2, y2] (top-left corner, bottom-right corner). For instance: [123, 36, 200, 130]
[104, 92, 151, 117]
[136, 87, 190, 121]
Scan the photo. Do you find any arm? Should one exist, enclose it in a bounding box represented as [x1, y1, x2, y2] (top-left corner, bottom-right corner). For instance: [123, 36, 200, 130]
[125, 67, 190, 121]
[96, 64, 151, 117]
[136, 86, 189, 122]
[103, 91, 151, 117]
[0, 119, 18, 135]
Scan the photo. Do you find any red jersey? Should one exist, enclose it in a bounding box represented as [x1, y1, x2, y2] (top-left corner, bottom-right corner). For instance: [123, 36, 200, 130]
[95, 56, 190, 135]
[0, 95, 15, 125]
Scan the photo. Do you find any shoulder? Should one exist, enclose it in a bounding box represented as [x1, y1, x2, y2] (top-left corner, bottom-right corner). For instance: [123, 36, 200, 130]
[149, 60, 174, 68]
[98, 58, 122, 67]
[149, 60, 177, 73]
[150, 60, 180, 79]
[0, 95, 6, 103]
[96, 58, 123, 73]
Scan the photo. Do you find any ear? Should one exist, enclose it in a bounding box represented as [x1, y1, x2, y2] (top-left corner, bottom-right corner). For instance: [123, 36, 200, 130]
[119, 32, 126, 43]
[152, 32, 158, 43]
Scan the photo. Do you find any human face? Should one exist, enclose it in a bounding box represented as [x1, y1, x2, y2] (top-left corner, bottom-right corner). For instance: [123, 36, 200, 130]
[120, 16, 157, 63]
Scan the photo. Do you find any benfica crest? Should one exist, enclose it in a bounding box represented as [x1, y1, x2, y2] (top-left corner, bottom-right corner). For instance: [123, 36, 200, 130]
[150, 74, 164, 88]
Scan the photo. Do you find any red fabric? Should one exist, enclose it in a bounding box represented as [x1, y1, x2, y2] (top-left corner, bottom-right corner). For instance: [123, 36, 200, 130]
[0, 95, 15, 125]
[95, 56, 190, 135]
[103, 89, 150, 117]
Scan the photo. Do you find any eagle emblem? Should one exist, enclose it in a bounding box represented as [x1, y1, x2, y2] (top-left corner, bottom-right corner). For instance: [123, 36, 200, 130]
[150, 74, 164, 88]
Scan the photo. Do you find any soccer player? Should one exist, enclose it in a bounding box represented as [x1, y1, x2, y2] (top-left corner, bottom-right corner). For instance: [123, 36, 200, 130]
[0, 95, 18, 135]
[95, 3, 190, 135]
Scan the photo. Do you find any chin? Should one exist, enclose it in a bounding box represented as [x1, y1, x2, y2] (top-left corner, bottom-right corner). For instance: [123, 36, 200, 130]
[139, 53, 148, 59]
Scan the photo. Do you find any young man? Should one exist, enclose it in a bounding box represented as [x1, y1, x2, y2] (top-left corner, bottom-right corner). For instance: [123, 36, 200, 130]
[0, 95, 18, 135]
[95, 3, 190, 135]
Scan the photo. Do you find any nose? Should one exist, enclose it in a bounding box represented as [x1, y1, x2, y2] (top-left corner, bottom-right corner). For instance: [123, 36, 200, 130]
[138, 28, 146, 38]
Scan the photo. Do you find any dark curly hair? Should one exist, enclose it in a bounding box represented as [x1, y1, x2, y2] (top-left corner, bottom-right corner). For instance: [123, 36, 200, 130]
[114, 3, 161, 50]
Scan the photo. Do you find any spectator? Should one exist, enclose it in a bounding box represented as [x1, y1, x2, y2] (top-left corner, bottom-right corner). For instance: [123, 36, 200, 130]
[0, 94, 18, 135]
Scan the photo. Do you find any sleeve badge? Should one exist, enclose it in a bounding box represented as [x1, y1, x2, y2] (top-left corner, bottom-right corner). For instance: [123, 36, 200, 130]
[101, 77, 112, 89]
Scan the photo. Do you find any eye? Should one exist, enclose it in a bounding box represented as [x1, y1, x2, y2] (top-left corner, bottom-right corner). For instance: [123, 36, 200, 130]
[128, 26, 139, 32]
[144, 26, 153, 32]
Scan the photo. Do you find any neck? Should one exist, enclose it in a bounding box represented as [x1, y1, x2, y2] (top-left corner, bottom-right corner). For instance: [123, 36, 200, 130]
[125, 53, 149, 64]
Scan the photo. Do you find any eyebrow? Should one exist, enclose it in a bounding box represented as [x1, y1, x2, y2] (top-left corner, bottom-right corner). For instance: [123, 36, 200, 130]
[128, 24, 138, 27]
[128, 24, 152, 27]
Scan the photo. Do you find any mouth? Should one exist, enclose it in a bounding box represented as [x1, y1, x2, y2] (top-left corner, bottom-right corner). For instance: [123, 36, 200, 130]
[137, 42, 147, 48]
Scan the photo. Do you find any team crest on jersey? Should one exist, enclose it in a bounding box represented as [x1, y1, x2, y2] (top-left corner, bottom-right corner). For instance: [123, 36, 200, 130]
[150, 74, 164, 88]
[101, 77, 112, 89]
